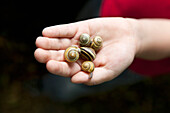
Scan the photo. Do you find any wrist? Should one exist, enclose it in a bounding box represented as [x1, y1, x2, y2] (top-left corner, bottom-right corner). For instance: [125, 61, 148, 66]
[128, 18, 170, 60]
[125, 18, 142, 58]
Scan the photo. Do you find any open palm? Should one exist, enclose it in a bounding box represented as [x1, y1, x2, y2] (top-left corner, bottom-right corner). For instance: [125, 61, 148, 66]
[34, 18, 137, 85]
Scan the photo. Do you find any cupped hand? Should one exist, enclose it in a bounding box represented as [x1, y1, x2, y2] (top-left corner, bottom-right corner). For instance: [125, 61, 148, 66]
[34, 17, 138, 85]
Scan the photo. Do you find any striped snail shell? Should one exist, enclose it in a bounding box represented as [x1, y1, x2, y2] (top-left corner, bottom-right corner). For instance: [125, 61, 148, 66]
[79, 33, 91, 47]
[80, 47, 96, 61]
[64, 46, 80, 62]
[82, 61, 95, 73]
[91, 36, 103, 52]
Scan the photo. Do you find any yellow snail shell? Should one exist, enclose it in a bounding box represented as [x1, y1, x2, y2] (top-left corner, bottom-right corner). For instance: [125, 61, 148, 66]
[80, 47, 96, 61]
[79, 33, 91, 47]
[82, 61, 95, 73]
[64, 46, 80, 62]
[91, 36, 103, 51]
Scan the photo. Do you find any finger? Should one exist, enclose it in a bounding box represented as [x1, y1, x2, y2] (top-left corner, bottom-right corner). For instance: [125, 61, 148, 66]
[35, 36, 78, 50]
[71, 67, 116, 85]
[46, 60, 81, 77]
[34, 48, 65, 63]
[42, 21, 90, 39]
[42, 23, 79, 38]
[71, 71, 89, 83]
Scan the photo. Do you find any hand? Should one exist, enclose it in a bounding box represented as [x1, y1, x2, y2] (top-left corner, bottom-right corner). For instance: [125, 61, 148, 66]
[34, 17, 138, 85]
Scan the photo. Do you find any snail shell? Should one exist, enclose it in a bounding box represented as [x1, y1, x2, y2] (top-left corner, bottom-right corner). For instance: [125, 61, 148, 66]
[91, 36, 103, 52]
[82, 61, 95, 73]
[79, 33, 91, 47]
[64, 46, 80, 62]
[80, 47, 96, 61]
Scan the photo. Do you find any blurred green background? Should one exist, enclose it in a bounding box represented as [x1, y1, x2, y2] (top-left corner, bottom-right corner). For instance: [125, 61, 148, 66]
[0, 0, 170, 113]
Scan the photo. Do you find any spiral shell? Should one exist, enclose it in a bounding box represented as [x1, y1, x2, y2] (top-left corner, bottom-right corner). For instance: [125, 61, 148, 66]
[79, 33, 91, 47]
[64, 46, 80, 62]
[82, 61, 95, 73]
[80, 47, 96, 61]
[91, 36, 103, 51]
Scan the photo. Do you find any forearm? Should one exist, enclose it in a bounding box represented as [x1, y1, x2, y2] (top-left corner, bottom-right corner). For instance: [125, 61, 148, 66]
[135, 19, 170, 60]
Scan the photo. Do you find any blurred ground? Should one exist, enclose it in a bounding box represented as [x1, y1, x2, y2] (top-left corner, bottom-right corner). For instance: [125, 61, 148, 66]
[0, 0, 170, 113]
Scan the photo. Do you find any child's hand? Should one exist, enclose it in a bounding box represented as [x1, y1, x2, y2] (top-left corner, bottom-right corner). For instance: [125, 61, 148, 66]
[34, 17, 138, 85]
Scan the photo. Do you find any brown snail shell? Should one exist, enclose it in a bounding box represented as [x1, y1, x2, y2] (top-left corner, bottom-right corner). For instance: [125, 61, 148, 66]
[64, 46, 80, 62]
[80, 47, 96, 61]
[82, 61, 95, 73]
[91, 36, 103, 52]
[79, 33, 91, 47]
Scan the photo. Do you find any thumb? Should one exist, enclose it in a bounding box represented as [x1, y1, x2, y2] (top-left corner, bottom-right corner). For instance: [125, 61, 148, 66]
[71, 67, 116, 86]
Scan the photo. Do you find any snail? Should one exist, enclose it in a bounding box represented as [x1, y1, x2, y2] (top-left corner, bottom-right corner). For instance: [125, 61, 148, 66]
[64, 46, 80, 62]
[82, 61, 95, 78]
[90, 36, 103, 52]
[79, 33, 91, 47]
[82, 61, 95, 73]
[80, 47, 96, 61]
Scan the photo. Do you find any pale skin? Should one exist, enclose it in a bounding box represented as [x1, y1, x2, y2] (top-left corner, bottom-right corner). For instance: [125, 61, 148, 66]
[34, 17, 170, 85]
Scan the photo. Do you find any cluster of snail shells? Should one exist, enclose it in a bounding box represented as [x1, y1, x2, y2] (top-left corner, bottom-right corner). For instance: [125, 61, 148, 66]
[64, 33, 103, 74]
[79, 33, 103, 52]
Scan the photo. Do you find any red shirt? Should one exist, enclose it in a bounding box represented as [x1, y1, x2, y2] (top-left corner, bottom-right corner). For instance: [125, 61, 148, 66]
[100, 0, 170, 77]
